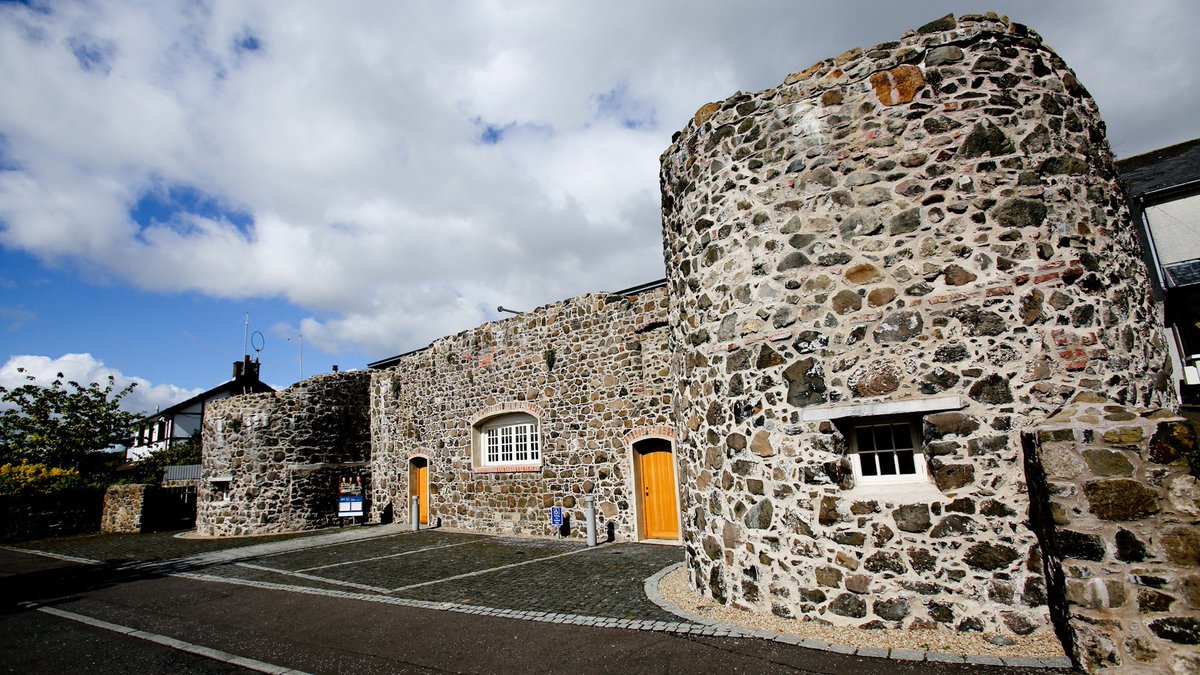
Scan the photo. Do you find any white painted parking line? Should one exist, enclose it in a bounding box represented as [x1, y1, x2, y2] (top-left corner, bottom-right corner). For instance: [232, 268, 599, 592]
[2, 546, 100, 565]
[387, 545, 596, 593]
[235, 563, 392, 593]
[296, 540, 480, 572]
[31, 604, 311, 674]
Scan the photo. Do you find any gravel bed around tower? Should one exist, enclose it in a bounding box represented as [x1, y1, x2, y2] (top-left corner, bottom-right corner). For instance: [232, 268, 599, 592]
[657, 566, 1066, 659]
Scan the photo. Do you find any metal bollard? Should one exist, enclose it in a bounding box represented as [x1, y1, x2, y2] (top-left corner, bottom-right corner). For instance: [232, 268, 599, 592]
[411, 495, 420, 531]
[585, 495, 596, 547]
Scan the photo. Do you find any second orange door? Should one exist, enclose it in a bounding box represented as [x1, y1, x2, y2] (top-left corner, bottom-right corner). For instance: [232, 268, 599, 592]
[636, 440, 679, 540]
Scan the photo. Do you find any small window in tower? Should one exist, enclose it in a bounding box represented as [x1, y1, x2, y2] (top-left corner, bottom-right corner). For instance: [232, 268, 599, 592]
[849, 418, 928, 486]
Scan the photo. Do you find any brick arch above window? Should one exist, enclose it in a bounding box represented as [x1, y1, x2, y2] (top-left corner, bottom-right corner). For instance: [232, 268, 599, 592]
[470, 403, 543, 474]
[469, 401, 544, 427]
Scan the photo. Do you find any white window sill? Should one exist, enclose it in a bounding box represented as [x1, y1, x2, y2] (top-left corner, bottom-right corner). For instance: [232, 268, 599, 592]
[801, 395, 963, 422]
[842, 480, 942, 503]
[474, 464, 542, 474]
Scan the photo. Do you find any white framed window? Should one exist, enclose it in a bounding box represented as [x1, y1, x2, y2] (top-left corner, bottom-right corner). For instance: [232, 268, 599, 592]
[849, 418, 928, 486]
[478, 413, 540, 468]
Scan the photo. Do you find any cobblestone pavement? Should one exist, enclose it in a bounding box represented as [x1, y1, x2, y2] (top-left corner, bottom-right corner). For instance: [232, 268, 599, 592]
[10, 526, 684, 623]
[196, 530, 684, 621]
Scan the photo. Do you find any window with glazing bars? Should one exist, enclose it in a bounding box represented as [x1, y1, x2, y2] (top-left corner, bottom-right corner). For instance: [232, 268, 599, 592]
[853, 421, 921, 482]
[483, 421, 540, 465]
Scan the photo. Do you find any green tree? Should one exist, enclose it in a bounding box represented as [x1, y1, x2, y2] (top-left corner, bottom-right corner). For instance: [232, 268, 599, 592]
[0, 368, 142, 471]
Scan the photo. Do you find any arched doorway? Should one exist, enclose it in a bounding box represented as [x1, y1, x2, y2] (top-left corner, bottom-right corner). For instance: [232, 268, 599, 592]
[633, 438, 679, 540]
[408, 456, 429, 525]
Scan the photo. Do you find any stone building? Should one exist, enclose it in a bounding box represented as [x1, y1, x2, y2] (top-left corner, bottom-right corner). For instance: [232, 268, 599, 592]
[197, 370, 371, 536]
[197, 12, 1199, 672]
[367, 283, 675, 541]
[658, 11, 1194, 671]
[1117, 138, 1200, 405]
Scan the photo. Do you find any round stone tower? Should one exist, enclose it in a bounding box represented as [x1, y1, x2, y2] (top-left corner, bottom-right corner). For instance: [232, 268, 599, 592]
[659, 14, 1173, 634]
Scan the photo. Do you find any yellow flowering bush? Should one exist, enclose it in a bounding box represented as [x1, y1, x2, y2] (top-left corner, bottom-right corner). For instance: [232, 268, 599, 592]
[0, 462, 83, 496]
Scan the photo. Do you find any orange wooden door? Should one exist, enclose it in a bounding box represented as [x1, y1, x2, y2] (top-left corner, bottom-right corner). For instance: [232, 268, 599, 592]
[637, 441, 679, 539]
[410, 458, 429, 524]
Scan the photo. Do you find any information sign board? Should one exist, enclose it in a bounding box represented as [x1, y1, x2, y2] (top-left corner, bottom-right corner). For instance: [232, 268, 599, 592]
[339, 474, 364, 517]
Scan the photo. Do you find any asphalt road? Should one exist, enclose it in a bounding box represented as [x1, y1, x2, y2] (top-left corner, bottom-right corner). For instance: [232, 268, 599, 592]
[0, 545, 1073, 674]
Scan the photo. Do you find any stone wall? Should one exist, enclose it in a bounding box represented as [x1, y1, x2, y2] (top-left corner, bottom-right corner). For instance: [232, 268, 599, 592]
[197, 371, 372, 536]
[101, 483, 149, 533]
[1024, 395, 1200, 672]
[0, 489, 104, 542]
[659, 13, 1173, 634]
[369, 287, 673, 540]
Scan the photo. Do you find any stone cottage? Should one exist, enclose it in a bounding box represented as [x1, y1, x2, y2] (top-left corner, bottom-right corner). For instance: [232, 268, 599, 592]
[198, 13, 1199, 672]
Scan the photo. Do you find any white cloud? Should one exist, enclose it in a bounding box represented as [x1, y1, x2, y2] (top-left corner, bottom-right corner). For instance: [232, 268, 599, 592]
[0, 354, 202, 415]
[0, 1, 1197, 358]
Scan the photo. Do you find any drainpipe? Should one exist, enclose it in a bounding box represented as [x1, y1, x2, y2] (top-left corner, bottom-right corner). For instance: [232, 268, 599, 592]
[585, 495, 597, 547]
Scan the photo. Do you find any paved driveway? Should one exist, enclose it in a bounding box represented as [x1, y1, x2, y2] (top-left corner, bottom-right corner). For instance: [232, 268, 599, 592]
[194, 530, 684, 621]
[11, 526, 683, 622]
[6, 526, 1073, 672]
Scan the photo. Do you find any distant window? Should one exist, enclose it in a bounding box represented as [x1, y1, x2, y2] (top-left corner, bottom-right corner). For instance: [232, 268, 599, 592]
[1144, 193, 1200, 273]
[474, 412, 541, 469]
[849, 418, 927, 486]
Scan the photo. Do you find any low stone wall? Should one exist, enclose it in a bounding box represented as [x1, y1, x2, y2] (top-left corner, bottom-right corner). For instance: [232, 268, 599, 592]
[101, 483, 149, 533]
[1024, 394, 1200, 672]
[0, 489, 104, 542]
[197, 371, 372, 536]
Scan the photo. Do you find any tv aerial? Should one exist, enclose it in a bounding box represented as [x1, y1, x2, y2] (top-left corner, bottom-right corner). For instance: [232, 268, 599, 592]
[251, 331, 265, 361]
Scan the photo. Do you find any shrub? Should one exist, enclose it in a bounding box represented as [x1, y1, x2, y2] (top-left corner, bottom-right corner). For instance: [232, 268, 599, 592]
[0, 462, 84, 496]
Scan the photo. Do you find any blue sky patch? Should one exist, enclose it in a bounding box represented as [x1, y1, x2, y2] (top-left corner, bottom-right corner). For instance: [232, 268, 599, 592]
[592, 83, 655, 130]
[0, 0, 52, 14]
[0, 134, 19, 171]
[67, 34, 115, 74]
[474, 119, 513, 145]
[471, 118, 554, 145]
[131, 183, 254, 233]
[234, 30, 262, 55]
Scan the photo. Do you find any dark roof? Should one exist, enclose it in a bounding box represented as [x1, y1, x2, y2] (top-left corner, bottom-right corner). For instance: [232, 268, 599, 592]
[1166, 260, 1200, 287]
[148, 376, 274, 420]
[1117, 137, 1200, 200]
[367, 278, 669, 370]
[163, 464, 202, 481]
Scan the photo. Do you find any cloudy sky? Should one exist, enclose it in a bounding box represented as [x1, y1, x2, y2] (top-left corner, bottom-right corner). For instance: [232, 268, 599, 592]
[0, 0, 1197, 412]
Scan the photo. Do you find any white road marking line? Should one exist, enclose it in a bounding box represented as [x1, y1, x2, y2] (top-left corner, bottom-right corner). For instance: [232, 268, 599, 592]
[295, 540, 480, 572]
[251, 528, 484, 560]
[31, 604, 311, 674]
[234, 563, 391, 593]
[1, 546, 100, 565]
[387, 545, 595, 593]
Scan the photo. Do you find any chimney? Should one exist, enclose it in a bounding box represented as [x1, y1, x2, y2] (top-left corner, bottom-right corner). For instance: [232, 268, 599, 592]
[234, 355, 260, 382]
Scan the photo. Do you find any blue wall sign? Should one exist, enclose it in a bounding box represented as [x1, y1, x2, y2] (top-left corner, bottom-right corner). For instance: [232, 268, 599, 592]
[339, 474, 364, 517]
[339, 495, 364, 517]
[551, 506, 563, 526]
